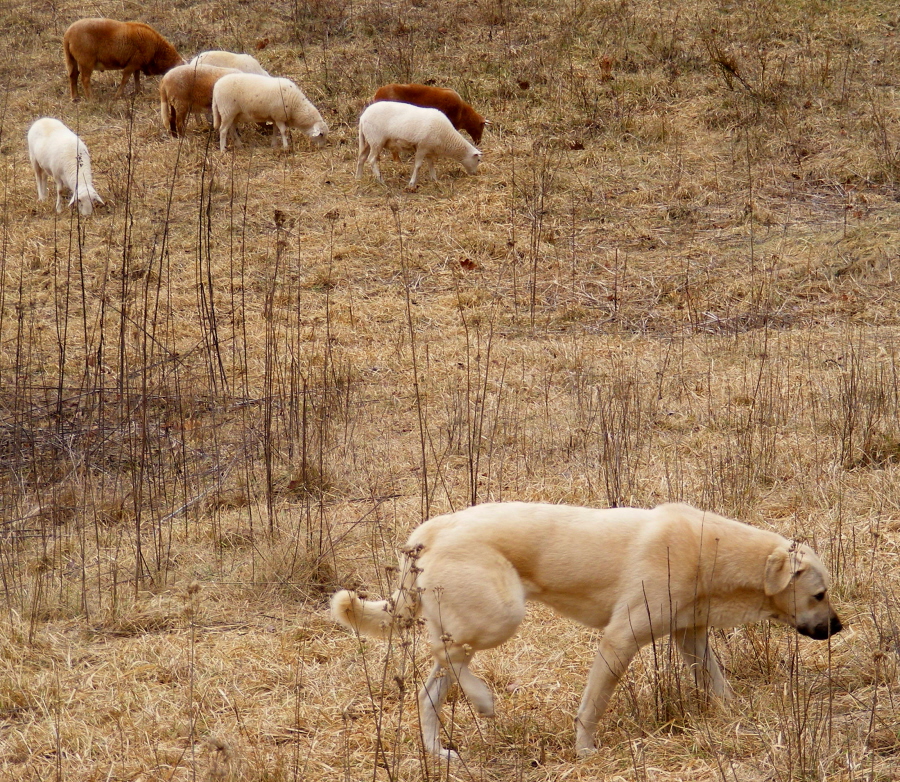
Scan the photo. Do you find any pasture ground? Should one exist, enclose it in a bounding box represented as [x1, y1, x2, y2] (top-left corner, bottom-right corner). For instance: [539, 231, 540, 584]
[1, 0, 900, 779]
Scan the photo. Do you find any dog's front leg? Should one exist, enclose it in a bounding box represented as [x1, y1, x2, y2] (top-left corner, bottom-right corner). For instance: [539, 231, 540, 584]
[575, 637, 638, 757]
[675, 626, 732, 700]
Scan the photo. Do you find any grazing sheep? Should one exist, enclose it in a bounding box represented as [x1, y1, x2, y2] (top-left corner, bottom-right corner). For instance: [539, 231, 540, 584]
[27, 118, 103, 216]
[356, 101, 482, 189]
[190, 51, 269, 76]
[373, 83, 487, 144]
[63, 18, 184, 101]
[159, 63, 240, 136]
[212, 74, 328, 152]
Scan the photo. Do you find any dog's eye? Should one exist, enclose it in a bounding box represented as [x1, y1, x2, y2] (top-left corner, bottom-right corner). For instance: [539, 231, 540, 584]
[813, 591, 826, 602]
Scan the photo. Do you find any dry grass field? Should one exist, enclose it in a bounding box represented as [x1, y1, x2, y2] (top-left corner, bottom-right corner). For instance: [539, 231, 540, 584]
[1, 0, 900, 779]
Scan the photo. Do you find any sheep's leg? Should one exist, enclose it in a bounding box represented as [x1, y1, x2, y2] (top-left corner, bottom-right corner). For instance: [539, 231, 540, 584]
[54, 182, 64, 213]
[160, 96, 172, 135]
[367, 144, 384, 183]
[428, 159, 437, 181]
[273, 122, 290, 149]
[161, 97, 178, 136]
[175, 106, 187, 137]
[408, 149, 426, 188]
[114, 67, 137, 99]
[218, 121, 231, 152]
[32, 163, 48, 202]
[68, 66, 80, 102]
[356, 134, 370, 179]
[80, 68, 94, 101]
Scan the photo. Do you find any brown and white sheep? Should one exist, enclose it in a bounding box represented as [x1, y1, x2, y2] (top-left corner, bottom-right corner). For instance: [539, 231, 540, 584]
[356, 101, 482, 189]
[159, 63, 240, 136]
[190, 51, 269, 76]
[63, 18, 184, 101]
[372, 83, 487, 144]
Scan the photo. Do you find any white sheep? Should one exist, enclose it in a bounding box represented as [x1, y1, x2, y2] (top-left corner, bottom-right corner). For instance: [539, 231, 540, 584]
[27, 118, 103, 216]
[190, 51, 269, 76]
[212, 74, 328, 152]
[159, 63, 240, 136]
[356, 101, 482, 188]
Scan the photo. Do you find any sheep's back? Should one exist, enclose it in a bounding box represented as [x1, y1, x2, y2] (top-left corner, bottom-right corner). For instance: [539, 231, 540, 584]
[215, 75, 299, 123]
[162, 64, 239, 101]
[28, 120, 85, 176]
[192, 51, 268, 76]
[65, 19, 147, 66]
[65, 18, 181, 73]
[361, 102, 451, 146]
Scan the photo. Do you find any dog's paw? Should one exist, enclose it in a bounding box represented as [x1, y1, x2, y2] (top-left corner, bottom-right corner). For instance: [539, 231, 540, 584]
[474, 700, 494, 717]
[576, 745, 598, 760]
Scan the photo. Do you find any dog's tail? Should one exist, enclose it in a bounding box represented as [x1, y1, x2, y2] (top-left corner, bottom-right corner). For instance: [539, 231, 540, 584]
[331, 590, 396, 638]
[331, 548, 423, 639]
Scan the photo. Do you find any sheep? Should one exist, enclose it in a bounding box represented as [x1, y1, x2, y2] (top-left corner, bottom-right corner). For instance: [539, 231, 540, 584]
[159, 63, 240, 136]
[372, 83, 487, 144]
[356, 101, 482, 189]
[212, 74, 328, 152]
[190, 51, 269, 76]
[63, 18, 184, 101]
[27, 118, 104, 216]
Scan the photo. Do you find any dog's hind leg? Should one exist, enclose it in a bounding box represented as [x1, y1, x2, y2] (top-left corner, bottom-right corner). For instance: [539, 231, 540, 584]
[417, 551, 525, 756]
[454, 664, 494, 716]
[418, 651, 495, 759]
[675, 626, 732, 700]
[419, 663, 458, 760]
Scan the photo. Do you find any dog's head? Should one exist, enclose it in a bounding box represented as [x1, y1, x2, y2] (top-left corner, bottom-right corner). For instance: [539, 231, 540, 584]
[765, 542, 843, 640]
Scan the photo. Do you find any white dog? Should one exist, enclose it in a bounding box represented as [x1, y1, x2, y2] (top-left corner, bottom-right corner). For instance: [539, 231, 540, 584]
[331, 502, 842, 759]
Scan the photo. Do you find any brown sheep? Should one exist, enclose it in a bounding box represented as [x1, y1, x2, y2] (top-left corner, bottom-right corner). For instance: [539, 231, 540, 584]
[159, 63, 240, 136]
[372, 83, 487, 144]
[63, 18, 184, 101]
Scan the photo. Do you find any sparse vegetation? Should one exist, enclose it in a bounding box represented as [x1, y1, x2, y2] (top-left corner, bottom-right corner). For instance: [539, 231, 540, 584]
[1, 0, 899, 779]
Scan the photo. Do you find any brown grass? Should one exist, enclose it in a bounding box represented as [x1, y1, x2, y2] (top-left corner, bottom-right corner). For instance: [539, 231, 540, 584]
[2, 0, 900, 779]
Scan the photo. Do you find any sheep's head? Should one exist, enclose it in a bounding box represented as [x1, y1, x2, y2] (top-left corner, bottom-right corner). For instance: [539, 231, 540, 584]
[147, 39, 185, 75]
[471, 118, 488, 145]
[71, 189, 104, 216]
[461, 149, 482, 175]
[308, 121, 329, 148]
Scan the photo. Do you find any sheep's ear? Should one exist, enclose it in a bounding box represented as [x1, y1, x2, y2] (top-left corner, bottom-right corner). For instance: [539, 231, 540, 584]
[764, 547, 795, 595]
[93, 194, 105, 205]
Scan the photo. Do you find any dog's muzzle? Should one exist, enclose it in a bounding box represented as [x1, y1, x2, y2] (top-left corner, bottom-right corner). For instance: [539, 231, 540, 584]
[799, 614, 843, 640]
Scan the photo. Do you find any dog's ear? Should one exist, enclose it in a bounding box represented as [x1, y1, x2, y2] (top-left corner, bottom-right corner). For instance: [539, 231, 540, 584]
[764, 547, 794, 595]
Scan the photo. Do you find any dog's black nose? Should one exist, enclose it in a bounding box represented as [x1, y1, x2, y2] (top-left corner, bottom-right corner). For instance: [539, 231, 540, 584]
[799, 614, 843, 640]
